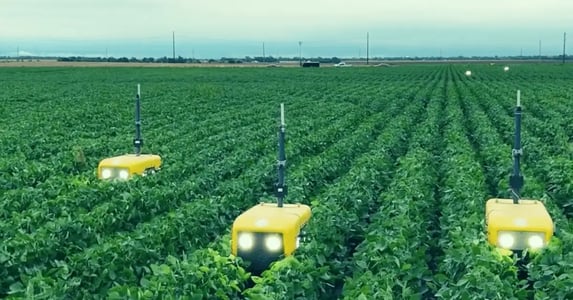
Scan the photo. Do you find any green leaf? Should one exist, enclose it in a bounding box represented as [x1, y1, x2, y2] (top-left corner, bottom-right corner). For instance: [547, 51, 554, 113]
[8, 281, 25, 294]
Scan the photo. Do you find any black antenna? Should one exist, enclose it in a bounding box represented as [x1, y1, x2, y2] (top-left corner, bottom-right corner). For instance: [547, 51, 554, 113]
[275, 103, 287, 207]
[510, 90, 523, 204]
[133, 84, 143, 156]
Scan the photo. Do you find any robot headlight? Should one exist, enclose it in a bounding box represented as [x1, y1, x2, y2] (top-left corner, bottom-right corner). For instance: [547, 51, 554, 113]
[118, 169, 130, 180]
[264, 234, 282, 252]
[100, 168, 130, 180]
[498, 232, 515, 249]
[238, 232, 254, 251]
[101, 168, 112, 179]
[527, 234, 545, 249]
[497, 231, 546, 250]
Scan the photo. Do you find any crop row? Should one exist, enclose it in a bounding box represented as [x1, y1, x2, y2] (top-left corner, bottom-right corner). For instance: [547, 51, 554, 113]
[0, 92, 327, 220]
[97, 67, 446, 299]
[2, 65, 573, 299]
[453, 69, 573, 299]
[242, 71, 441, 299]
[429, 71, 521, 298]
[341, 75, 444, 298]
[99, 67, 446, 299]
[3, 78, 416, 298]
[0, 99, 359, 240]
[3, 73, 404, 290]
[0, 101, 368, 297]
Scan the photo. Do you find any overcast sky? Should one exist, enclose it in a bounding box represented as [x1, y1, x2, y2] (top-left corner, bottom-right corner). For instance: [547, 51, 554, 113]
[0, 0, 571, 58]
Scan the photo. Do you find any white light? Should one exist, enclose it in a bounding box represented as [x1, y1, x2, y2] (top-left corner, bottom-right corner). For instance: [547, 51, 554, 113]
[528, 235, 544, 249]
[255, 219, 268, 227]
[101, 168, 112, 179]
[119, 170, 129, 180]
[513, 218, 527, 227]
[465, 70, 472, 76]
[498, 233, 515, 249]
[296, 236, 301, 249]
[265, 234, 282, 252]
[504, 66, 510, 72]
[238, 233, 254, 251]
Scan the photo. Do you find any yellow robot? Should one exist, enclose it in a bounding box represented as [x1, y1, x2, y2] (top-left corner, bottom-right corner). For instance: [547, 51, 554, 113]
[485, 90, 554, 252]
[97, 84, 161, 180]
[231, 104, 311, 274]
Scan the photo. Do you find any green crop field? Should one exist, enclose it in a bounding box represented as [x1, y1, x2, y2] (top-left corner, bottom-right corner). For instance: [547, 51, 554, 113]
[1, 63, 573, 299]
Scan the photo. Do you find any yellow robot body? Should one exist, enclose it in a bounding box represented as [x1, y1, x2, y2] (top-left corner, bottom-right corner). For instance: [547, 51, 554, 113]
[98, 154, 161, 180]
[231, 203, 311, 272]
[486, 198, 553, 251]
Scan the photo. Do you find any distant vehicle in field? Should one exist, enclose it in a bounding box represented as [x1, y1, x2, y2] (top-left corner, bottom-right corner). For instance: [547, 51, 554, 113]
[302, 61, 320, 67]
[334, 62, 352, 67]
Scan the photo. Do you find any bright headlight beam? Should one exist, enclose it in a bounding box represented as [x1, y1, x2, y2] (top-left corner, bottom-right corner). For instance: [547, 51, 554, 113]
[265, 234, 282, 252]
[498, 233, 515, 249]
[238, 233, 254, 251]
[119, 170, 129, 180]
[528, 235, 544, 249]
[102, 168, 112, 179]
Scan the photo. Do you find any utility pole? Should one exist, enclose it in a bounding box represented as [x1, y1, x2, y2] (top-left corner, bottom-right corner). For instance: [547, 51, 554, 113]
[538, 40, 542, 63]
[16, 46, 19, 62]
[172, 31, 176, 61]
[563, 32, 567, 64]
[298, 41, 302, 66]
[366, 32, 369, 65]
[263, 42, 266, 62]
